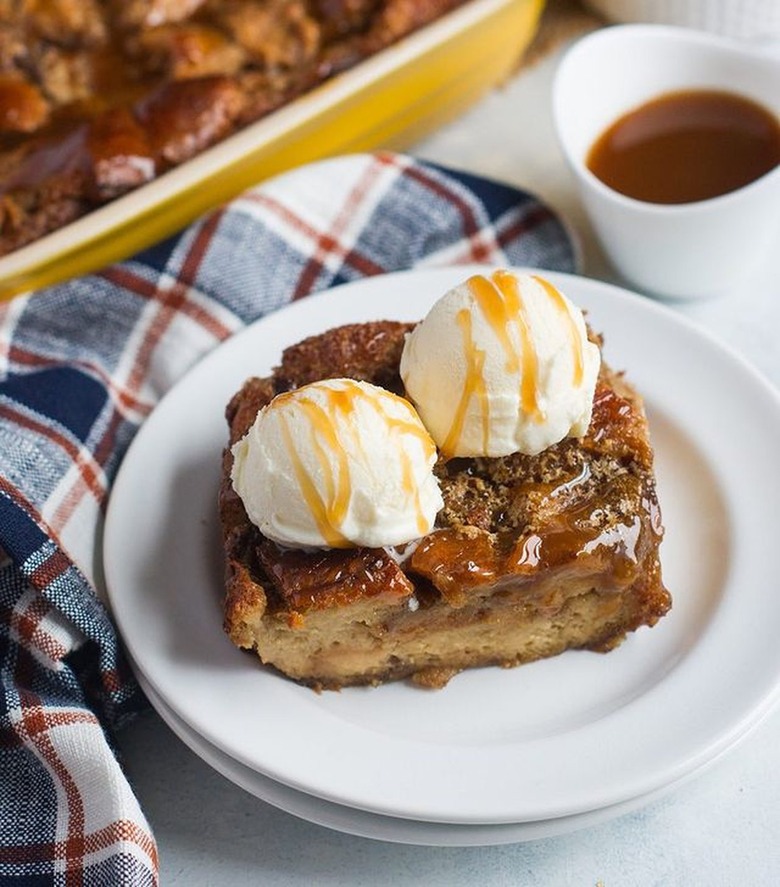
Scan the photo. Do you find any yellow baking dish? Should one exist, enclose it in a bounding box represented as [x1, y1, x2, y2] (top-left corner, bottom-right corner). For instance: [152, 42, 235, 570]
[0, 0, 544, 301]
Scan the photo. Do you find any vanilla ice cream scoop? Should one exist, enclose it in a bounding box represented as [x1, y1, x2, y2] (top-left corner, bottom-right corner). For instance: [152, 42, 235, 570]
[400, 271, 601, 457]
[230, 378, 443, 549]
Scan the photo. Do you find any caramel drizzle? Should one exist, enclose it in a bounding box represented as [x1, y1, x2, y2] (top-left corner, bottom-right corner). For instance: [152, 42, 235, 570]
[443, 272, 542, 456]
[442, 307, 488, 457]
[279, 405, 350, 548]
[532, 274, 585, 387]
[442, 272, 587, 456]
[279, 381, 434, 545]
[489, 270, 545, 423]
[400, 448, 430, 536]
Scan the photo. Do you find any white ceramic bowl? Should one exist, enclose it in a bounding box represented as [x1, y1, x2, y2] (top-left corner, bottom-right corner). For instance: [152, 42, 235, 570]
[584, 0, 780, 41]
[553, 24, 780, 300]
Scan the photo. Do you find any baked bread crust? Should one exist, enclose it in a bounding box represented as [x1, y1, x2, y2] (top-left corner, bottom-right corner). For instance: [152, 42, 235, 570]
[219, 320, 671, 689]
[0, 0, 466, 255]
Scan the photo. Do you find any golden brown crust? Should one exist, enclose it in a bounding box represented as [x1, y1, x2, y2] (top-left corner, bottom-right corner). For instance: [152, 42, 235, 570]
[0, 1, 467, 255]
[219, 319, 671, 690]
[275, 320, 414, 391]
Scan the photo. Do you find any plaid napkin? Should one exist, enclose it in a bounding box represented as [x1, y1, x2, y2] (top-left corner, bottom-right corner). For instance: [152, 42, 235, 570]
[0, 151, 577, 884]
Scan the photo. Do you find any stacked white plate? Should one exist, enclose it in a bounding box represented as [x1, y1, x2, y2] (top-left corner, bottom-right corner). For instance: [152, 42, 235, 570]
[104, 268, 780, 846]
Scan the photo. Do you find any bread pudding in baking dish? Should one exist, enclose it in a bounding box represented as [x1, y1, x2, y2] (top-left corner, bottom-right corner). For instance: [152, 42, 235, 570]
[0, 0, 468, 255]
[219, 271, 671, 689]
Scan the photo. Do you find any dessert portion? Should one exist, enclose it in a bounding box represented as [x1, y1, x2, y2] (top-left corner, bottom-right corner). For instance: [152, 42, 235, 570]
[0, 0, 467, 256]
[220, 271, 671, 690]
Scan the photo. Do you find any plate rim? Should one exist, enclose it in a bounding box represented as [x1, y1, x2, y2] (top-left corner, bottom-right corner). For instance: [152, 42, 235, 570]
[138, 672, 732, 847]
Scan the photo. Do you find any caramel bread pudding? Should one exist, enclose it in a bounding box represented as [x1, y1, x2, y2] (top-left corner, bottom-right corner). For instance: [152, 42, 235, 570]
[0, 0, 466, 255]
[219, 274, 671, 690]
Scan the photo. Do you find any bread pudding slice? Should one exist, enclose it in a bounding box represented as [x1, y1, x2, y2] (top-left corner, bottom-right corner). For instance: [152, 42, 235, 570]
[219, 321, 671, 690]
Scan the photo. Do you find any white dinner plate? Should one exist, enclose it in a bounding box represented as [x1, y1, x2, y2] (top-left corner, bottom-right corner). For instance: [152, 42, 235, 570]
[140, 674, 705, 846]
[104, 267, 780, 824]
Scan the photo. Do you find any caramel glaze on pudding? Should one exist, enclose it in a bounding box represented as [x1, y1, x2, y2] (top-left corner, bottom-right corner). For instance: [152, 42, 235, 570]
[219, 320, 671, 690]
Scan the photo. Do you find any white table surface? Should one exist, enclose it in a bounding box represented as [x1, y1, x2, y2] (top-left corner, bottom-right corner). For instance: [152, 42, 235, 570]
[116, 39, 780, 886]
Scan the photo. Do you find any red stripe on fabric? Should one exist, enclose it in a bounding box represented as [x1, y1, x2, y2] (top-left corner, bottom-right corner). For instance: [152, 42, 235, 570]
[9, 594, 49, 643]
[5, 344, 154, 419]
[292, 158, 388, 299]
[29, 547, 71, 590]
[398, 164, 496, 261]
[98, 266, 157, 299]
[0, 471, 77, 564]
[7, 594, 69, 662]
[6, 697, 86, 879]
[102, 215, 227, 412]
[1, 695, 107, 744]
[100, 217, 232, 344]
[91, 405, 124, 470]
[447, 204, 557, 266]
[334, 247, 385, 279]
[0, 475, 48, 523]
[130, 217, 222, 387]
[48, 404, 127, 530]
[243, 193, 323, 240]
[30, 626, 69, 662]
[245, 193, 385, 293]
[15, 698, 86, 881]
[3, 688, 157, 876]
[177, 295, 233, 342]
[100, 668, 122, 695]
[179, 209, 224, 287]
[13, 702, 99, 738]
[83, 820, 159, 868]
[495, 204, 555, 247]
[2, 386, 124, 534]
[102, 265, 232, 344]
[0, 403, 105, 503]
[0, 819, 158, 871]
[0, 481, 84, 641]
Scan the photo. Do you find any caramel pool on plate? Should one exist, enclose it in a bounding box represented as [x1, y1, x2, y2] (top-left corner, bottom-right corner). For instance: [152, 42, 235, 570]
[586, 89, 780, 204]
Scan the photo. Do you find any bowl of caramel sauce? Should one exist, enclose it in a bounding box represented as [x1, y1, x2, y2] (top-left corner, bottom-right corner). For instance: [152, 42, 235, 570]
[587, 88, 780, 205]
[553, 24, 780, 299]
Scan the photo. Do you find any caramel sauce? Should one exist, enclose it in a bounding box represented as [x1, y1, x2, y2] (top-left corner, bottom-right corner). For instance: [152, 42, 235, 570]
[413, 461, 653, 600]
[468, 272, 521, 374]
[258, 540, 413, 614]
[441, 307, 488, 457]
[550, 461, 591, 497]
[279, 411, 349, 548]
[399, 449, 429, 536]
[490, 270, 544, 423]
[410, 529, 498, 604]
[511, 512, 640, 574]
[1, 126, 89, 193]
[587, 89, 780, 204]
[586, 382, 652, 469]
[87, 39, 159, 111]
[0, 75, 49, 134]
[0, 38, 157, 154]
[532, 275, 584, 387]
[276, 381, 435, 546]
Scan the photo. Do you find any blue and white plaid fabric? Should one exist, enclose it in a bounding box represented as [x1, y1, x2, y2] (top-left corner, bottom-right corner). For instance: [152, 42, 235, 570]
[0, 152, 577, 884]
